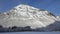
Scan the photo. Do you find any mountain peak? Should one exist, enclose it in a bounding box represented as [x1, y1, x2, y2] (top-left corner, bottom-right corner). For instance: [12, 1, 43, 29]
[0, 4, 57, 29]
[14, 4, 39, 10]
[7, 4, 40, 13]
[15, 4, 29, 8]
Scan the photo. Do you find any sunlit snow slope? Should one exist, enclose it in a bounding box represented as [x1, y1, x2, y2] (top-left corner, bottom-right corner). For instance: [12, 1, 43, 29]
[0, 4, 58, 29]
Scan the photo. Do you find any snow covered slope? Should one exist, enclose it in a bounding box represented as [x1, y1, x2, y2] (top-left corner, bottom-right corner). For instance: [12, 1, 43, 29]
[0, 4, 58, 29]
[56, 15, 60, 21]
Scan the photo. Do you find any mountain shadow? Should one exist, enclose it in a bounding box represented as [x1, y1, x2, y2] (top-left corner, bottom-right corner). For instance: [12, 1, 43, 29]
[42, 21, 60, 32]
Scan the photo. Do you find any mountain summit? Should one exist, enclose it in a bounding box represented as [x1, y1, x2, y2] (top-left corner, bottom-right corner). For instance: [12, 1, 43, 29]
[0, 4, 58, 29]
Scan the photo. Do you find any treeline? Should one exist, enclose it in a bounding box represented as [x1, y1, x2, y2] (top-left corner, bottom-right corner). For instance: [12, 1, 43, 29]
[0, 25, 44, 32]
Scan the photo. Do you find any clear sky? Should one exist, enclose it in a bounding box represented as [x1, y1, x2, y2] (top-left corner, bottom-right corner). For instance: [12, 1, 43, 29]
[0, 0, 60, 15]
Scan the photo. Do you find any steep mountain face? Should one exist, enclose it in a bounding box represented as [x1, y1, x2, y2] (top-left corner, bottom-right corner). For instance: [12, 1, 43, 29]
[0, 4, 58, 29]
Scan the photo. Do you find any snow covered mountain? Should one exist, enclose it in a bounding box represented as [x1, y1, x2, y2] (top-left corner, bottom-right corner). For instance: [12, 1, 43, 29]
[0, 4, 59, 29]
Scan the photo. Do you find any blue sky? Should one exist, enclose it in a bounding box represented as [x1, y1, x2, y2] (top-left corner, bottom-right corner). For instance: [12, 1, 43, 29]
[0, 0, 60, 15]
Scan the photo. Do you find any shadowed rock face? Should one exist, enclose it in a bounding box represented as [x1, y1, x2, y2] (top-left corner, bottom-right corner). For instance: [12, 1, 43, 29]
[42, 21, 60, 31]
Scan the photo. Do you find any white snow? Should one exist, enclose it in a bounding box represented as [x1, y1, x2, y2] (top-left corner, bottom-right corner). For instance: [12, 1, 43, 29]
[0, 4, 59, 29]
